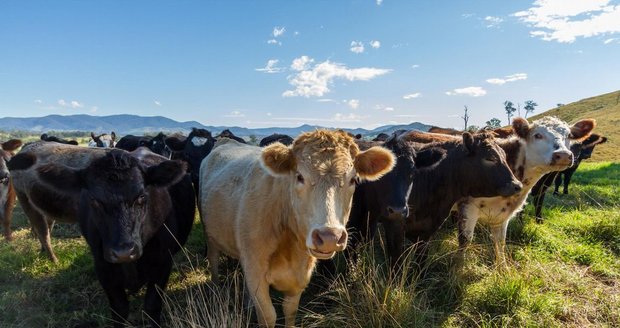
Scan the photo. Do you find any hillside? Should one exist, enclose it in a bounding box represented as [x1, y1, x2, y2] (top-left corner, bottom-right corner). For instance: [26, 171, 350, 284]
[531, 90, 620, 162]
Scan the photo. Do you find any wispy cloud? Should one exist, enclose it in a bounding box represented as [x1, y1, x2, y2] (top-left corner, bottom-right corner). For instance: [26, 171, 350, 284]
[445, 86, 487, 97]
[256, 59, 284, 73]
[58, 99, 84, 108]
[90, 106, 98, 113]
[369, 40, 381, 49]
[267, 39, 281, 46]
[154, 100, 162, 106]
[604, 37, 617, 44]
[346, 99, 360, 109]
[317, 98, 337, 103]
[273, 26, 286, 37]
[34, 99, 42, 104]
[282, 56, 391, 97]
[411, 64, 420, 69]
[375, 104, 395, 111]
[486, 73, 528, 85]
[376, 0, 383, 6]
[333, 113, 367, 122]
[350, 41, 365, 53]
[513, 0, 620, 43]
[403, 92, 422, 99]
[225, 110, 245, 118]
[485, 15, 504, 28]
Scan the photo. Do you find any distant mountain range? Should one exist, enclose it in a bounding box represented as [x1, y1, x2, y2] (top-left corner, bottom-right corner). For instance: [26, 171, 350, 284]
[0, 114, 432, 137]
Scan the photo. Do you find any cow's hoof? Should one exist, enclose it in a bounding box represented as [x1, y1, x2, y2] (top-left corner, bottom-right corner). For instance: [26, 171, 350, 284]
[535, 217, 543, 224]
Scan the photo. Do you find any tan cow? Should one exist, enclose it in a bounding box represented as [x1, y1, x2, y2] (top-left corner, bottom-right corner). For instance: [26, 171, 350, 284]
[200, 130, 395, 327]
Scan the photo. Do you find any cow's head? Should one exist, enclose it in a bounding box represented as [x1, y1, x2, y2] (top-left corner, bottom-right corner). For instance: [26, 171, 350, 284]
[513, 117, 595, 171]
[140, 132, 170, 158]
[577, 133, 607, 160]
[261, 130, 395, 259]
[457, 132, 523, 197]
[37, 150, 186, 263]
[175, 128, 216, 185]
[0, 139, 22, 185]
[90, 132, 117, 148]
[362, 134, 446, 220]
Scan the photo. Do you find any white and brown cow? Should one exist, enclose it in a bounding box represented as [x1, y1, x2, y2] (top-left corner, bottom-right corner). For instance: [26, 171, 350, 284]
[454, 117, 595, 266]
[199, 130, 395, 327]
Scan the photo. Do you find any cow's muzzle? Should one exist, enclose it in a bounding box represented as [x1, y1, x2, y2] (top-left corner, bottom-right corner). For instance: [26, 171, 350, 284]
[551, 151, 573, 168]
[107, 243, 140, 263]
[499, 180, 523, 197]
[309, 227, 348, 259]
[386, 205, 409, 220]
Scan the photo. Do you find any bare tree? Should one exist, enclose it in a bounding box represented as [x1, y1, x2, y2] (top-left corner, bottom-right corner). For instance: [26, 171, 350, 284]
[461, 105, 469, 131]
[524, 100, 538, 118]
[504, 100, 516, 125]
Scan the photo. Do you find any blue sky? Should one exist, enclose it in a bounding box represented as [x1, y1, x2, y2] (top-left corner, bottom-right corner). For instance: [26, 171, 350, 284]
[1, 0, 619, 129]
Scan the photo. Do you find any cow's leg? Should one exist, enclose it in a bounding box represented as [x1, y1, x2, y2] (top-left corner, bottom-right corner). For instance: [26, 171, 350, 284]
[17, 192, 58, 262]
[2, 188, 16, 241]
[245, 275, 276, 327]
[490, 221, 509, 269]
[533, 189, 547, 224]
[95, 259, 130, 328]
[554, 172, 563, 195]
[282, 291, 302, 328]
[207, 243, 221, 285]
[143, 259, 172, 327]
[456, 207, 478, 267]
[383, 219, 405, 271]
[563, 169, 576, 194]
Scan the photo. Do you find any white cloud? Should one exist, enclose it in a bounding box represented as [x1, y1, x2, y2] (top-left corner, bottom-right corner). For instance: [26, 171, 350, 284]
[485, 15, 504, 28]
[34, 99, 42, 104]
[255, 59, 284, 73]
[267, 39, 281, 45]
[273, 26, 286, 37]
[267, 112, 272, 116]
[58, 99, 84, 108]
[486, 73, 528, 85]
[58, 99, 67, 107]
[70, 100, 83, 108]
[154, 100, 161, 106]
[445, 86, 487, 97]
[90, 106, 98, 113]
[369, 40, 381, 49]
[411, 64, 420, 69]
[403, 92, 422, 99]
[333, 113, 366, 122]
[350, 41, 365, 54]
[283, 57, 391, 97]
[346, 99, 360, 109]
[376, 0, 383, 5]
[225, 110, 245, 118]
[604, 37, 616, 44]
[317, 98, 337, 103]
[513, 0, 620, 43]
[291, 55, 314, 71]
[294, 31, 300, 36]
[375, 104, 394, 111]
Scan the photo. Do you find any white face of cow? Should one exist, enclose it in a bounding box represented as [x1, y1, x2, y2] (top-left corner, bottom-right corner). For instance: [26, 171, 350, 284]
[261, 130, 395, 260]
[513, 117, 595, 172]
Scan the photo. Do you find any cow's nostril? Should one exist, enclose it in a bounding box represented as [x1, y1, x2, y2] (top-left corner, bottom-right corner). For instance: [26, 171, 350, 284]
[311, 230, 324, 247]
[387, 207, 394, 214]
[337, 231, 347, 245]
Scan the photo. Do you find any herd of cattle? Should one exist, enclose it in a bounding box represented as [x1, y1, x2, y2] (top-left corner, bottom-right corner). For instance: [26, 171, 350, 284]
[0, 116, 608, 327]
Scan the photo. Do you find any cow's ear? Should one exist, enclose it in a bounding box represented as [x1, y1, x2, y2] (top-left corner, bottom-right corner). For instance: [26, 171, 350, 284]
[415, 147, 446, 168]
[512, 117, 530, 139]
[91, 132, 97, 140]
[2, 139, 22, 152]
[599, 136, 608, 144]
[8, 153, 36, 171]
[355, 146, 395, 181]
[37, 163, 83, 193]
[261, 142, 296, 176]
[145, 160, 187, 187]
[569, 119, 595, 141]
[463, 132, 475, 154]
[110, 132, 117, 141]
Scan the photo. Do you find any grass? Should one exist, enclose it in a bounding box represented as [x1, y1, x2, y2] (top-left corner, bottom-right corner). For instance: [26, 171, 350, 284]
[1, 161, 619, 327]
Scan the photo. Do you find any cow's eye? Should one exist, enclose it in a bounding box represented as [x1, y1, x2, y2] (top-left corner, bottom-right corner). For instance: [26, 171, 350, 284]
[485, 157, 497, 163]
[136, 194, 146, 206]
[534, 133, 543, 140]
[296, 173, 304, 184]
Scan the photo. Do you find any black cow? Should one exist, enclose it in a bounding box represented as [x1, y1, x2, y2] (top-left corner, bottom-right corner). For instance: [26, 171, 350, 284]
[372, 133, 390, 142]
[165, 128, 216, 193]
[33, 149, 194, 327]
[0, 139, 22, 241]
[530, 133, 607, 223]
[216, 129, 246, 143]
[40, 133, 78, 145]
[116, 132, 171, 158]
[259, 133, 294, 147]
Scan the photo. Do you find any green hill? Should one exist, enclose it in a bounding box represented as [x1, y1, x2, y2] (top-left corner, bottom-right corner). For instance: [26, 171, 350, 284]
[530, 90, 620, 162]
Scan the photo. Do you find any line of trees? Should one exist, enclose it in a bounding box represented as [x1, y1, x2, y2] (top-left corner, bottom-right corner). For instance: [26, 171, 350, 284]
[459, 99, 538, 131]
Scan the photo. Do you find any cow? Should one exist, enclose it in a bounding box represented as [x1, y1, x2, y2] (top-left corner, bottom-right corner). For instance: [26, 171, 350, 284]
[9, 145, 194, 327]
[89, 132, 116, 148]
[200, 130, 396, 327]
[341, 134, 447, 268]
[259, 133, 294, 147]
[116, 132, 171, 158]
[401, 132, 523, 265]
[428, 126, 462, 135]
[448, 117, 594, 266]
[0, 139, 22, 241]
[216, 129, 246, 143]
[530, 133, 607, 222]
[164, 128, 216, 194]
[40, 133, 79, 145]
[372, 133, 390, 142]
